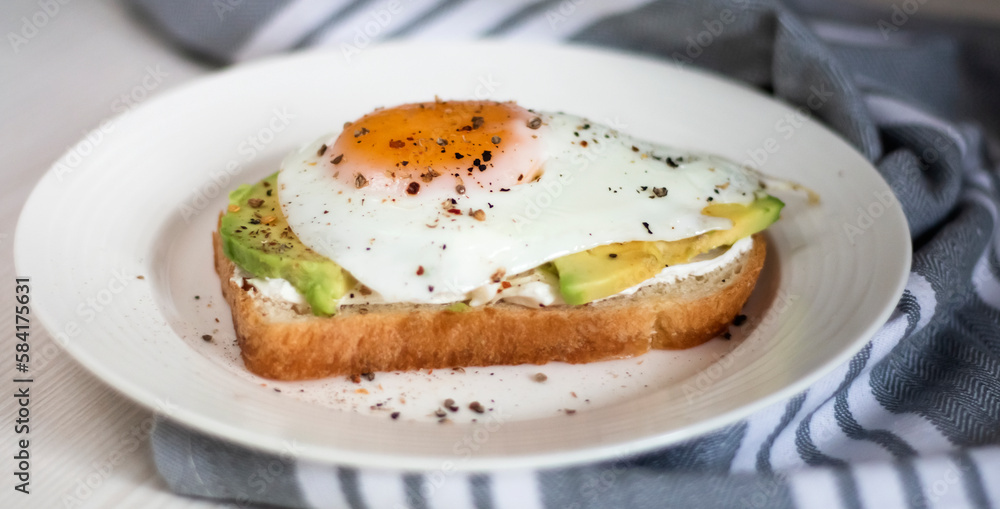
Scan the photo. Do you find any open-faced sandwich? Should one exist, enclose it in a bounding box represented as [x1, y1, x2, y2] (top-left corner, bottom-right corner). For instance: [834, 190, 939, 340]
[214, 100, 783, 380]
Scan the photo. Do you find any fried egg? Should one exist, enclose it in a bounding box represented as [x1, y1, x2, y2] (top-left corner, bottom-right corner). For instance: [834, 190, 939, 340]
[278, 100, 763, 303]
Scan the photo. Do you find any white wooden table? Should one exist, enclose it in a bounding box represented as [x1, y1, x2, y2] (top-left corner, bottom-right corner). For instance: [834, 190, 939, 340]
[1, 1, 221, 506]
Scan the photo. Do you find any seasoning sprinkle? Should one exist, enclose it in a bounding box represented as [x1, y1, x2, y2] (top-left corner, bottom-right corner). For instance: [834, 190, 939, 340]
[455, 184, 466, 194]
[444, 398, 459, 412]
[527, 117, 542, 129]
[631, 146, 639, 152]
[406, 182, 420, 195]
[436, 137, 448, 146]
[469, 401, 485, 413]
[420, 169, 440, 182]
[354, 127, 370, 137]
[317, 144, 328, 156]
[201, 334, 212, 342]
[332, 154, 344, 165]
[354, 173, 369, 189]
[491, 136, 501, 144]
[228, 204, 240, 212]
[532, 373, 547, 383]
[247, 198, 264, 208]
[389, 139, 405, 149]
[454, 152, 464, 159]
[652, 187, 668, 198]
[733, 314, 748, 326]
[665, 157, 679, 168]
[609, 253, 618, 259]
[416, 266, 425, 276]
[482, 150, 492, 162]
[491, 268, 506, 283]
[642, 222, 653, 234]
[391, 412, 400, 420]
[470, 209, 486, 221]
[471, 116, 485, 129]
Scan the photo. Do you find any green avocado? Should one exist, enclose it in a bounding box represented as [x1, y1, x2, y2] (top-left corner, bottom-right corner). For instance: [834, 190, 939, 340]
[552, 195, 784, 305]
[219, 172, 351, 316]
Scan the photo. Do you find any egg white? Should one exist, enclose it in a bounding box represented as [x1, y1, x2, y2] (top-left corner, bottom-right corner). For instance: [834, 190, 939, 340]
[278, 112, 763, 303]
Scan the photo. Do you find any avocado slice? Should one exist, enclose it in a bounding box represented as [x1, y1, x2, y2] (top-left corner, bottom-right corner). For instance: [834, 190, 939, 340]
[552, 195, 784, 305]
[219, 172, 351, 316]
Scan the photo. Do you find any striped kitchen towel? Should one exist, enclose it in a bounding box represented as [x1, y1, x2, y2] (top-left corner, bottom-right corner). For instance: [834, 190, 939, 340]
[138, 0, 1000, 507]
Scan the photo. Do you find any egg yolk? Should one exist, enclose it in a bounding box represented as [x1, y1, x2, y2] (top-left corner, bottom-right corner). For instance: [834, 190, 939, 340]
[326, 100, 544, 196]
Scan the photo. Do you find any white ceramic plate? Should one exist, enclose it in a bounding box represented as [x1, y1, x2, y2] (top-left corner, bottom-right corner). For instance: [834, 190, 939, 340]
[15, 42, 910, 471]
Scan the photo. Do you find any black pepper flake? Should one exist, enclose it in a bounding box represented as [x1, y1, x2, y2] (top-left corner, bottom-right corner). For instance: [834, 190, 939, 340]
[471, 116, 484, 129]
[455, 152, 464, 159]
[201, 334, 212, 341]
[478, 164, 487, 171]
[428, 285, 434, 292]
[527, 117, 542, 129]
[666, 157, 679, 168]
[317, 144, 328, 156]
[266, 189, 273, 196]
[722, 332, 732, 340]
[391, 412, 400, 420]
[582, 123, 590, 129]
[473, 158, 481, 166]
[469, 401, 485, 413]
[707, 196, 714, 201]
[565, 409, 577, 415]
[482, 150, 492, 162]
[362, 372, 375, 381]
[631, 146, 639, 152]
[642, 222, 653, 234]
[609, 253, 618, 259]
[354, 127, 370, 137]
[194, 295, 200, 300]
[401, 160, 409, 166]
[653, 187, 668, 198]
[499, 188, 510, 192]
[491, 136, 501, 144]
[354, 173, 369, 188]
[406, 182, 420, 195]
[436, 138, 448, 146]
[248, 198, 264, 208]
[733, 314, 748, 326]
[249, 218, 261, 225]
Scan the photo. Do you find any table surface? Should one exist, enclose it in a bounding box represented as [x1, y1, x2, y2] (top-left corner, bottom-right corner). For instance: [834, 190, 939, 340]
[1, 1, 219, 507]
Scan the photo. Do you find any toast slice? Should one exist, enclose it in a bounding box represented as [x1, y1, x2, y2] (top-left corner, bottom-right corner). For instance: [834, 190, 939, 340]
[214, 232, 766, 381]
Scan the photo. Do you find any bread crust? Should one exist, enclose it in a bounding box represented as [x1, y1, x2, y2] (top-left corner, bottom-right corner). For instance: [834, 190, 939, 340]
[213, 232, 766, 380]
